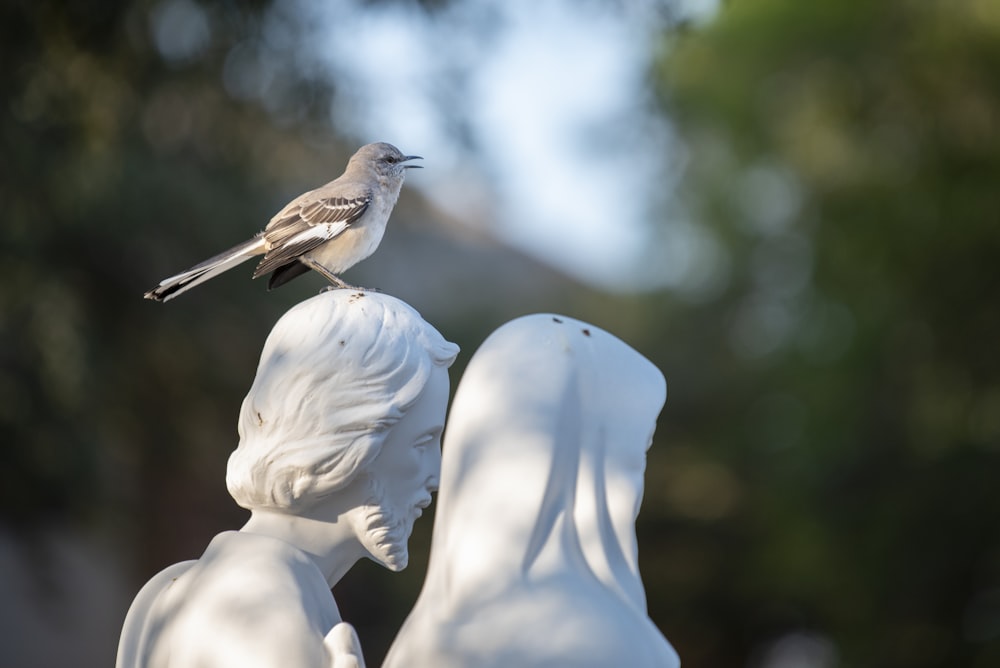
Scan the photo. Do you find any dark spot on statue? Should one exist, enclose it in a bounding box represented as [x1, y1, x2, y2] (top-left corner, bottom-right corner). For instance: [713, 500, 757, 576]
[582, 329, 591, 337]
[339, 340, 347, 346]
[552, 317, 563, 323]
[256, 411, 264, 426]
[349, 292, 366, 304]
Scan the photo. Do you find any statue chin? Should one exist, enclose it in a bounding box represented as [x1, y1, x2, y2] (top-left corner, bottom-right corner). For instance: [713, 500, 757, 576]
[356, 485, 412, 572]
[360, 508, 410, 571]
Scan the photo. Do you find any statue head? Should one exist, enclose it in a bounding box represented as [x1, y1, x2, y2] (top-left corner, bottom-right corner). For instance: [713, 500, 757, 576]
[383, 314, 678, 668]
[426, 313, 666, 606]
[226, 291, 459, 568]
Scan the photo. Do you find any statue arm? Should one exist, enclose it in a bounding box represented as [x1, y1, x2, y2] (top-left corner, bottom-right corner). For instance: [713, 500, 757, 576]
[207, 613, 360, 668]
[172, 576, 355, 668]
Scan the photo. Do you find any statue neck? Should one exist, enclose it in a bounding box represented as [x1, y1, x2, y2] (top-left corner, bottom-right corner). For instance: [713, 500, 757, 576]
[239, 506, 368, 587]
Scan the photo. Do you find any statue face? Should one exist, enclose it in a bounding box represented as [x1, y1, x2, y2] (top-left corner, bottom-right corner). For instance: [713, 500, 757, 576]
[357, 365, 449, 571]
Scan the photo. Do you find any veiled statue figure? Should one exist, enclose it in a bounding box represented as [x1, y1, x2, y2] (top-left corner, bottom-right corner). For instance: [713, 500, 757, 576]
[383, 314, 680, 667]
[117, 290, 459, 668]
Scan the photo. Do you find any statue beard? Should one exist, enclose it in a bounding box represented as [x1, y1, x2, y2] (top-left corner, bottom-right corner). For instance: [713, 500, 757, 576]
[358, 477, 410, 572]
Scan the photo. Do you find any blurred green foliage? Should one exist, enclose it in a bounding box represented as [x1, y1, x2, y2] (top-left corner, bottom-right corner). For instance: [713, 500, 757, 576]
[1, 0, 999, 667]
[1, 0, 350, 546]
[642, 0, 1000, 665]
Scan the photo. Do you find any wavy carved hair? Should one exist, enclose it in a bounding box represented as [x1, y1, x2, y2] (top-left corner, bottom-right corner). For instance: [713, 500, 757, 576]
[226, 291, 459, 512]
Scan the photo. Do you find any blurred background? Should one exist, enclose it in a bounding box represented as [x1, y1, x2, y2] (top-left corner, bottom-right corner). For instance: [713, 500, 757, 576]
[2, 0, 999, 666]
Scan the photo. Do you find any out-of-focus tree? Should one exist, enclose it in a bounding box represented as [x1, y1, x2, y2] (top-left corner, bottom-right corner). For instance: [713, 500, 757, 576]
[635, 0, 1000, 665]
[0, 0, 361, 564]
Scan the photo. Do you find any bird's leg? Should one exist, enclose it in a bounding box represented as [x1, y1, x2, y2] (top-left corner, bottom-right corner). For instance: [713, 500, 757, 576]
[300, 257, 382, 293]
[299, 257, 357, 290]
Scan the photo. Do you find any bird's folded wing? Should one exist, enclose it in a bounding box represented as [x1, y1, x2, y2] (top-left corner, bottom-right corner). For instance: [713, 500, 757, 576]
[254, 194, 371, 277]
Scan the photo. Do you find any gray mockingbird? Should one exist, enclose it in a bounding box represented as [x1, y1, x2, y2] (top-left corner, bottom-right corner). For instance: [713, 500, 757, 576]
[144, 142, 421, 302]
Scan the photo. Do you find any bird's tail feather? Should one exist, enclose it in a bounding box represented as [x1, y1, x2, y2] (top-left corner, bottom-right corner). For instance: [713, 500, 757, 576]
[144, 236, 266, 302]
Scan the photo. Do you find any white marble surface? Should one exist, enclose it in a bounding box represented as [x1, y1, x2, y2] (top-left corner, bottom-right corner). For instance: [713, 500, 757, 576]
[384, 314, 679, 667]
[117, 290, 458, 668]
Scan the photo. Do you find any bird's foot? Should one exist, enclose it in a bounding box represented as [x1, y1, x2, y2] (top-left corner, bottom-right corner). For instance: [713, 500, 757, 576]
[318, 284, 381, 295]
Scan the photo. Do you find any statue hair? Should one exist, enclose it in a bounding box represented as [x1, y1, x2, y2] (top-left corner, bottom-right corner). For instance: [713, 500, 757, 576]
[226, 291, 459, 512]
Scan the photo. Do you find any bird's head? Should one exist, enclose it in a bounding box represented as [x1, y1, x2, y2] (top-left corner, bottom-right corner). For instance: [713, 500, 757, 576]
[352, 142, 423, 179]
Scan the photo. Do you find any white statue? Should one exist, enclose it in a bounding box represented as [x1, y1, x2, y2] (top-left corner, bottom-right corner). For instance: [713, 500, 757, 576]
[116, 290, 459, 668]
[383, 314, 680, 668]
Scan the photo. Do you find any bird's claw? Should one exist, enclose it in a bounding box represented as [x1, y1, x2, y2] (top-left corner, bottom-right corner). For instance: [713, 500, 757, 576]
[318, 284, 380, 295]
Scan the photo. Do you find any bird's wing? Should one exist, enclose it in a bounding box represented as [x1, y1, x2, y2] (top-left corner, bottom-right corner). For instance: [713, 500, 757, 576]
[254, 194, 372, 278]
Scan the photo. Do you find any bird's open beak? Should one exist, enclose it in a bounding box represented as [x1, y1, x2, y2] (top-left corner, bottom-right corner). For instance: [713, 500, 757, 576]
[403, 155, 423, 169]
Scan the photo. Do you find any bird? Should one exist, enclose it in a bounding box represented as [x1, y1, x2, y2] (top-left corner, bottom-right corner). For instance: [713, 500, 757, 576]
[144, 142, 422, 302]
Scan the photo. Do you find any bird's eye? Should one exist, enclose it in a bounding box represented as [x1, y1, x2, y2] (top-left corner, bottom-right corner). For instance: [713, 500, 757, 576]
[384, 155, 398, 163]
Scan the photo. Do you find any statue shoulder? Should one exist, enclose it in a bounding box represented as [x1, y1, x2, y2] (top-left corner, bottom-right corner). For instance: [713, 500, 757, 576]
[122, 532, 342, 668]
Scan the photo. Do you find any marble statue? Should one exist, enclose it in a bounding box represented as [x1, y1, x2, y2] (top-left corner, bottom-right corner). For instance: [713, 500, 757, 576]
[116, 290, 459, 668]
[383, 314, 680, 668]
